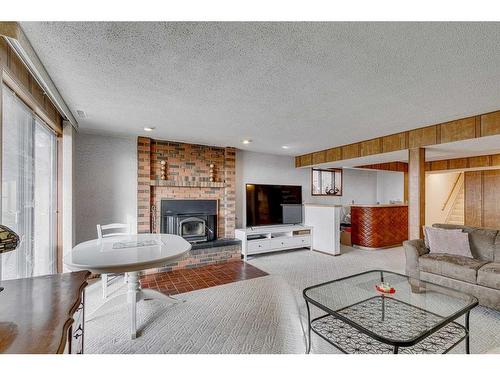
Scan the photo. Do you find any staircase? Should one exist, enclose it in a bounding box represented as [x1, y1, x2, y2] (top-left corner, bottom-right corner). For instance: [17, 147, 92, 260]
[445, 175, 465, 225]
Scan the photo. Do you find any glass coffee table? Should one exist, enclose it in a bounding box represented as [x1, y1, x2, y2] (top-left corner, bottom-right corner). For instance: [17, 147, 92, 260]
[303, 270, 478, 354]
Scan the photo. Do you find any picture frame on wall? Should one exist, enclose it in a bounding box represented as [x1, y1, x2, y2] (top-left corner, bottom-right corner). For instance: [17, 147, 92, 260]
[311, 168, 343, 196]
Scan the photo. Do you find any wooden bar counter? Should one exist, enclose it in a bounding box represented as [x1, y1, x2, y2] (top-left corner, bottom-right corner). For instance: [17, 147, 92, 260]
[350, 204, 408, 250]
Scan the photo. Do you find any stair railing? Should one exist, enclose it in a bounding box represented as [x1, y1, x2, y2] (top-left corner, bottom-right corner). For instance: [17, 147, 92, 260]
[441, 173, 463, 211]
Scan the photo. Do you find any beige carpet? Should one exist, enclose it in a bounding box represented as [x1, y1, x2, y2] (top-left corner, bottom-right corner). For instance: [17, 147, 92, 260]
[84, 246, 500, 354]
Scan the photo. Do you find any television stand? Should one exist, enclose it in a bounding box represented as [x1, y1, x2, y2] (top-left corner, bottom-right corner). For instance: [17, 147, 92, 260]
[235, 225, 313, 260]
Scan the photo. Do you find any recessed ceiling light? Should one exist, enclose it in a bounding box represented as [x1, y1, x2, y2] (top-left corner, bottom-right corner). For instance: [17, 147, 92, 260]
[241, 139, 252, 144]
[144, 127, 155, 132]
[281, 145, 290, 149]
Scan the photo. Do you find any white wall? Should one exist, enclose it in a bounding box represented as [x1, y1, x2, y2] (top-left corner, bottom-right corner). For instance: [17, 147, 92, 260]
[74, 132, 137, 244]
[235, 150, 380, 228]
[236, 150, 307, 227]
[342, 168, 378, 205]
[425, 172, 461, 226]
[376, 170, 404, 204]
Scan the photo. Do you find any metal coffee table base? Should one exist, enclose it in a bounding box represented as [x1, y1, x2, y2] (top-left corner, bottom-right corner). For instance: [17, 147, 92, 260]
[305, 298, 471, 354]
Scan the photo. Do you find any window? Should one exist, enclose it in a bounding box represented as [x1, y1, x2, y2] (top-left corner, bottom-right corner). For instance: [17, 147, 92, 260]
[311, 168, 342, 196]
[0, 86, 57, 280]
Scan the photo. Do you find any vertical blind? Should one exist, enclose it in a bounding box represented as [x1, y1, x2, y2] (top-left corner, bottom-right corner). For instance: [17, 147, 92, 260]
[0, 85, 57, 280]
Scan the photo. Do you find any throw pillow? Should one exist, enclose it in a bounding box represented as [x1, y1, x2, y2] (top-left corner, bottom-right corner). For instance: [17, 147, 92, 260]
[423, 226, 462, 249]
[423, 225, 462, 249]
[425, 227, 473, 258]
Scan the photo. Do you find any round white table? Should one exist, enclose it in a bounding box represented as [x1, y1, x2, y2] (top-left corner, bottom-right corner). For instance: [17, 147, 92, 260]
[64, 233, 191, 339]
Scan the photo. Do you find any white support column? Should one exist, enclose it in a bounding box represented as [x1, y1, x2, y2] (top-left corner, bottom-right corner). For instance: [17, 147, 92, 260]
[408, 148, 426, 240]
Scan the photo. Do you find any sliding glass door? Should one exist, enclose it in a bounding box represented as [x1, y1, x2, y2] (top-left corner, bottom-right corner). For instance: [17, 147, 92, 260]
[1, 86, 57, 280]
[33, 117, 57, 276]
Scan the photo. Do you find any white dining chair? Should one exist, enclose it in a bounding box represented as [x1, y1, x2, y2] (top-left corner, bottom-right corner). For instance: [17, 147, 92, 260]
[96, 223, 132, 299]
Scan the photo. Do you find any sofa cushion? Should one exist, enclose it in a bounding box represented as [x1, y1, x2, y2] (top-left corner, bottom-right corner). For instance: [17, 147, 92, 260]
[477, 263, 500, 290]
[419, 253, 489, 284]
[433, 224, 497, 261]
[495, 234, 500, 262]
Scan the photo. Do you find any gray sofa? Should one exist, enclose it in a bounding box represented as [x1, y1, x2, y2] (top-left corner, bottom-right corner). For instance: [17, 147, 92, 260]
[403, 223, 500, 310]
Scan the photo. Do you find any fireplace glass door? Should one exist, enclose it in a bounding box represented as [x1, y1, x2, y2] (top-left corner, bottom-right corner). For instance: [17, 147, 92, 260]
[178, 217, 206, 241]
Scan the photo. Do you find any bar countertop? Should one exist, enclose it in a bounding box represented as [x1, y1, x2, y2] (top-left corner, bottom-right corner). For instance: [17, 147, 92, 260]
[303, 204, 344, 208]
[304, 203, 407, 208]
[349, 203, 408, 208]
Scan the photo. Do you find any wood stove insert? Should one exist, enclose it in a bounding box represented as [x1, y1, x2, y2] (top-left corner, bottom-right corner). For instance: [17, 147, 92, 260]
[161, 199, 217, 243]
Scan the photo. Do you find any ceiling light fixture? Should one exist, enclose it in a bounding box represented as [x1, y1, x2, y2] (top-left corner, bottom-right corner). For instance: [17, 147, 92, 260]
[241, 139, 252, 144]
[281, 145, 289, 149]
[76, 109, 87, 119]
[144, 127, 155, 132]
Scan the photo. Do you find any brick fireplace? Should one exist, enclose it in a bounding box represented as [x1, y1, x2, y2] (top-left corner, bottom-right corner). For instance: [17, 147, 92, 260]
[137, 137, 236, 238]
[136, 137, 240, 273]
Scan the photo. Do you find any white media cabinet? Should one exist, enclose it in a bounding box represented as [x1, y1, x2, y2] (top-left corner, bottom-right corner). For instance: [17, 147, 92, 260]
[235, 225, 313, 260]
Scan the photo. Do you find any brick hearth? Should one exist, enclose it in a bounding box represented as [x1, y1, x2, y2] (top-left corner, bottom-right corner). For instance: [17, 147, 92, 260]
[140, 261, 268, 295]
[141, 240, 242, 274]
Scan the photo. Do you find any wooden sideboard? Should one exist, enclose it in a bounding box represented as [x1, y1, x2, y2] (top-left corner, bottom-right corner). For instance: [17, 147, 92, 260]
[351, 204, 408, 250]
[0, 271, 90, 354]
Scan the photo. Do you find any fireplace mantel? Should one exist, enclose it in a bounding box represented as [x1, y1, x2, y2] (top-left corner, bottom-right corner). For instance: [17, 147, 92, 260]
[150, 179, 226, 188]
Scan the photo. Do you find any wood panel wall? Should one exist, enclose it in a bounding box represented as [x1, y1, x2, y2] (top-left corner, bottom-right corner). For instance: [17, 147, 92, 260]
[425, 153, 500, 172]
[335, 152, 500, 173]
[482, 170, 500, 228]
[296, 111, 500, 168]
[0, 37, 62, 134]
[356, 161, 408, 172]
[464, 170, 500, 229]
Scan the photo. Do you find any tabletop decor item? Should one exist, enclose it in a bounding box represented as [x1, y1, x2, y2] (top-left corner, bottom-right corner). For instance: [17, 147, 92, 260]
[375, 282, 396, 294]
[209, 163, 215, 182]
[160, 159, 167, 180]
[0, 224, 20, 293]
[311, 168, 343, 196]
[112, 239, 158, 249]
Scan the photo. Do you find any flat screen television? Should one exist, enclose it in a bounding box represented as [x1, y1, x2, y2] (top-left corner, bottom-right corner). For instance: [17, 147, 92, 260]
[246, 184, 302, 227]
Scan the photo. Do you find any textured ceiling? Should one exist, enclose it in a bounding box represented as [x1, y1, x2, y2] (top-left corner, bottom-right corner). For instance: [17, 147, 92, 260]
[20, 22, 500, 155]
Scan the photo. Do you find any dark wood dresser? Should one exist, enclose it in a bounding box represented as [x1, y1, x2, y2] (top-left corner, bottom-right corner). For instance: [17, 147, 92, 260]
[351, 204, 408, 250]
[0, 271, 90, 354]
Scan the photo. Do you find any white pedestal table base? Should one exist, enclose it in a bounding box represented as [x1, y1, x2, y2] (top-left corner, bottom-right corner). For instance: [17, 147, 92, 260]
[87, 271, 183, 339]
